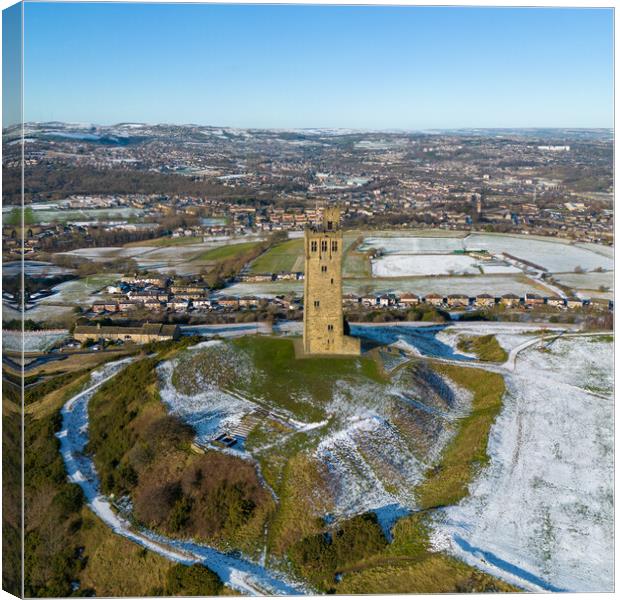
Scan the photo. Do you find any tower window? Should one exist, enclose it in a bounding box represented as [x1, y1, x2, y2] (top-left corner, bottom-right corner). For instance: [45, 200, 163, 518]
[327, 221, 333, 230]
[327, 324, 334, 332]
[321, 265, 327, 272]
[331, 240, 338, 252]
[311, 240, 317, 252]
[321, 240, 328, 252]
[314, 300, 320, 308]
[331, 278, 334, 284]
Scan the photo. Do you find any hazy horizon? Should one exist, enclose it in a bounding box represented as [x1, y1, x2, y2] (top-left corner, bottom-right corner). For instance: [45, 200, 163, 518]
[9, 121, 615, 132]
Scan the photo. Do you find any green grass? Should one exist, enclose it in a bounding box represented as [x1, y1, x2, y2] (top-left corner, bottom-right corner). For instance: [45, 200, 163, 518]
[416, 364, 506, 509]
[342, 252, 371, 277]
[172, 336, 386, 422]
[24, 369, 91, 405]
[126, 235, 203, 248]
[596, 334, 614, 343]
[457, 334, 508, 362]
[233, 336, 385, 419]
[192, 241, 263, 262]
[249, 238, 304, 273]
[247, 233, 370, 276]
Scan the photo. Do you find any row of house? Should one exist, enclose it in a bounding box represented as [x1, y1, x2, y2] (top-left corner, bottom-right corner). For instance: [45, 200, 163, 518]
[240, 271, 304, 283]
[344, 292, 612, 311]
[74, 322, 180, 344]
[93, 290, 612, 316]
[92, 294, 286, 314]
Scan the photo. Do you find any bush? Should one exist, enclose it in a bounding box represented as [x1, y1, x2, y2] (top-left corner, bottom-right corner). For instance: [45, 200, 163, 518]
[288, 513, 387, 589]
[52, 484, 84, 515]
[164, 563, 223, 596]
[87, 357, 159, 494]
[169, 496, 193, 532]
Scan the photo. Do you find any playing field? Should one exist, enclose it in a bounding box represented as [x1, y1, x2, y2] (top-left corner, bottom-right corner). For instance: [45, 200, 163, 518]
[191, 240, 263, 262]
[249, 238, 304, 273]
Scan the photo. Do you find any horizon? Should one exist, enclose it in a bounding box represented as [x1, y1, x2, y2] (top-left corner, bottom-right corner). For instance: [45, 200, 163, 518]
[3, 3, 613, 129]
[10, 120, 616, 132]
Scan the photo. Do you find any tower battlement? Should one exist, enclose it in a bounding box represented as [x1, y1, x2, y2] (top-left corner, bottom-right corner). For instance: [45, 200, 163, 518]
[301, 207, 360, 356]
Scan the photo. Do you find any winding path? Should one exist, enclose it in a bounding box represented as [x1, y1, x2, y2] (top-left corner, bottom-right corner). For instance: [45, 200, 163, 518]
[57, 357, 308, 596]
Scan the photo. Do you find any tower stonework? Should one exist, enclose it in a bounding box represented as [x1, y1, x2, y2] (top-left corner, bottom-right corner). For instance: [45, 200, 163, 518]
[302, 207, 361, 356]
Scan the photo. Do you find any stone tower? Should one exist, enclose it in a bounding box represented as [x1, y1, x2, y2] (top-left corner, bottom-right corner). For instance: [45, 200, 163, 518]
[302, 207, 361, 356]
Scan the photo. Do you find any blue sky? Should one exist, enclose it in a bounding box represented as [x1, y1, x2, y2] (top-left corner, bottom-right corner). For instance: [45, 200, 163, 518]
[19, 3, 614, 129]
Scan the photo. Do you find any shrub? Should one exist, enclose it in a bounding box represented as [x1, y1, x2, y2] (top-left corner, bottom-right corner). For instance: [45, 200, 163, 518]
[164, 563, 223, 596]
[288, 513, 387, 588]
[52, 484, 84, 515]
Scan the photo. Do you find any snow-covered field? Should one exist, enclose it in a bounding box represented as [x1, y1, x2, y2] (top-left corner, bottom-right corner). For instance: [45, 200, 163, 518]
[60, 235, 268, 275]
[39, 275, 119, 306]
[360, 236, 466, 255]
[3, 302, 74, 322]
[360, 233, 613, 274]
[372, 254, 480, 277]
[4, 260, 75, 277]
[29, 207, 142, 224]
[310, 371, 473, 523]
[575, 242, 614, 259]
[465, 234, 613, 273]
[3, 329, 69, 352]
[61, 246, 155, 262]
[553, 271, 614, 297]
[431, 336, 614, 592]
[221, 275, 543, 299]
[479, 263, 523, 275]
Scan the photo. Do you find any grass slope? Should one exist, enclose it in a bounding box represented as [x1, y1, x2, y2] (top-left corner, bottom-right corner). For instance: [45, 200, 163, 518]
[23, 367, 191, 597]
[457, 334, 508, 363]
[125, 235, 204, 248]
[417, 363, 506, 509]
[87, 342, 274, 556]
[173, 336, 385, 422]
[249, 238, 304, 273]
[191, 240, 262, 262]
[331, 364, 512, 593]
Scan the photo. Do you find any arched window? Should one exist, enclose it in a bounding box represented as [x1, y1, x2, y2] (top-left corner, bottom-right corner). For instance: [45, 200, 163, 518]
[331, 240, 338, 252]
[311, 240, 317, 252]
[321, 240, 328, 252]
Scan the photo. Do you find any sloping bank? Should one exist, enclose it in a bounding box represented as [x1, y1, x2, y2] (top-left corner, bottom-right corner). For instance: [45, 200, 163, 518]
[57, 357, 307, 596]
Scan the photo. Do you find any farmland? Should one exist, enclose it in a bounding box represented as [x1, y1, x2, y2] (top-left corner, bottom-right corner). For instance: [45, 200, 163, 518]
[249, 238, 304, 273]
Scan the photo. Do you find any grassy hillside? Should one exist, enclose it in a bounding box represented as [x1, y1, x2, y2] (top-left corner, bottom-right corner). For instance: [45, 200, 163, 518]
[172, 336, 385, 422]
[125, 235, 203, 248]
[87, 345, 274, 556]
[249, 238, 304, 273]
[417, 363, 506, 508]
[280, 361, 513, 593]
[192, 240, 263, 262]
[457, 334, 508, 362]
[22, 342, 229, 597]
[28, 334, 513, 594]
